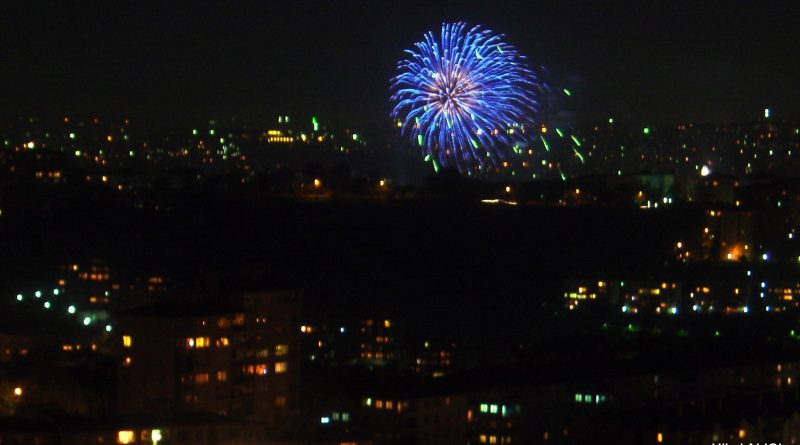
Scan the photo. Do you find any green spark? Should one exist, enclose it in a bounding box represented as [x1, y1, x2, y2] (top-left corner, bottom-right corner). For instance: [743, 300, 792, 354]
[570, 135, 582, 147]
[556, 128, 564, 138]
[573, 148, 585, 164]
[540, 136, 550, 151]
[563, 88, 571, 96]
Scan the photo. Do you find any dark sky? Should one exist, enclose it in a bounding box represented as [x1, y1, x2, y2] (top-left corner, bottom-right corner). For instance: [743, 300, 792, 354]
[2, 1, 799, 128]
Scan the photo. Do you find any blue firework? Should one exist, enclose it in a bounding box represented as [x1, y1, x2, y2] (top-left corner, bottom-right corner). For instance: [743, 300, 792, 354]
[390, 22, 541, 174]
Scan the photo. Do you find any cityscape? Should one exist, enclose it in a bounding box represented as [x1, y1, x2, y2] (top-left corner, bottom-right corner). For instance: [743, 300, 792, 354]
[2, 1, 800, 445]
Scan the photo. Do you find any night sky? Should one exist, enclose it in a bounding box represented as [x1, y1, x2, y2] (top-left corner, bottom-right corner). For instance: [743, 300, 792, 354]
[2, 1, 798, 127]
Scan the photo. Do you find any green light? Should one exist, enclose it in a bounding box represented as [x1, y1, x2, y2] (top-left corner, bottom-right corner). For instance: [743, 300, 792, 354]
[563, 88, 571, 96]
[555, 128, 564, 138]
[540, 135, 550, 151]
[192, 129, 197, 135]
[26, 142, 35, 149]
[573, 148, 585, 164]
[43, 301, 51, 309]
[424, 154, 431, 162]
[417, 135, 424, 146]
[69, 132, 76, 140]
[129, 150, 135, 157]
[67, 305, 76, 314]
[471, 139, 479, 149]
[570, 135, 582, 147]
[643, 127, 650, 135]
[312, 116, 319, 132]
[83, 317, 92, 326]
[16, 294, 23, 302]
[714, 330, 721, 337]
[432, 159, 439, 173]
[352, 133, 358, 141]
[105, 324, 112, 332]
[608, 118, 614, 124]
[35, 291, 41, 298]
[209, 129, 215, 136]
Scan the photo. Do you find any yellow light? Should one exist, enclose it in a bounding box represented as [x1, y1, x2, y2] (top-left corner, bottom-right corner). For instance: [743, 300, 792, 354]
[13, 387, 22, 397]
[313, 179, 321, 188]
[738, 429, 746, 439]
[379, 179, 385, 187]
[657, 432, 663, 443]
[117, 430, 135, 444]
[384, 319, 391, 328]
[123, 335, 132, 348]
[505, 186, 511, 193]
[152, 429, 163, 444]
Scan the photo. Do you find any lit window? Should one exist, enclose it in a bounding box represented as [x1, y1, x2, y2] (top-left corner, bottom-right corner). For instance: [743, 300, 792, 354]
[275, 344, 288, 356]
[275, 362, 288, 373]
[195, 337, 210, 348]
[480, 435, 487, 443]
[122, 335, 132, 348]
[490, 404, 498, 414]
[117, 430, 135, 444]
[376, 400, 383, 409]
[195, 373, 209, 384]
[275, 395, 286, 407]
[384, 320, 391, 328]
[480, 403, 488, 413]
[490, 436, 498, 444]
[385, 401, 393, 410]
[216, 337, 229, 347]
[216, 371, 227, 382]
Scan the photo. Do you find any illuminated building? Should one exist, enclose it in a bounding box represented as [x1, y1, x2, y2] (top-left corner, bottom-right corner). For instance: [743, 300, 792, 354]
[414, 340, 457, 379]
[563, 280, 620, 311]
[358, 318, 398, 366]
[620, 281, 682, 315]
[116, 290, 301, 429]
